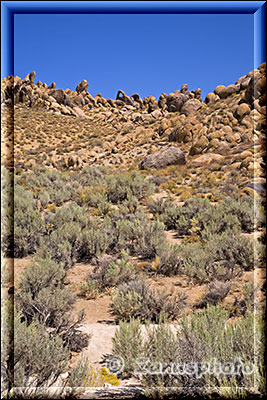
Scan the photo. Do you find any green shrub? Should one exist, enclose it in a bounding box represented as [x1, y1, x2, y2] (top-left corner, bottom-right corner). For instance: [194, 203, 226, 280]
[79, 280, 99, 299]
[106, 171, 154, 203]
[147, 197, 174, 216]
[91, 251, 136, 290]
[41, 204, 112, 267]
[14, 312, 70, 389]
[159, 205, 184, 231]
[132, 220, 166, 259]
[17, 166, 79, 207]
[18, 258, 65, 297]
[16, 258, 89, 352]
[196, 280, 231, 308]
[140, 307, 265, 396]
[222, 195, 265, 233]
[180, 231, 259, 283]
[155, 243, 183, 276]
[110, 280, 186, 322]
[112, 318, 143, 376]
[13, 185, 45, 257]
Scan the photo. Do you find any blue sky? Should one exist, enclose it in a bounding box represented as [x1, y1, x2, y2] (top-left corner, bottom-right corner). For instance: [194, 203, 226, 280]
[14, 13, 254, 100]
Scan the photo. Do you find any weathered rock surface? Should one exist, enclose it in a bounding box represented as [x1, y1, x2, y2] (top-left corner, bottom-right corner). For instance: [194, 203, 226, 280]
[140, 146, 186, 169]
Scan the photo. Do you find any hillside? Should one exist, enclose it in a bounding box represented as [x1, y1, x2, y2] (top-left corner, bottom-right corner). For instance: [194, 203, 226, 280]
[1, 63, 266, 399]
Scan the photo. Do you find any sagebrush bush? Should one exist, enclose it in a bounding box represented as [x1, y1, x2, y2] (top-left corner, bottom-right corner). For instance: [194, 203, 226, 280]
[68, 358, 120, 388]
[16, 258, 74, 325]
[147, 197, 174, 216]
[106, 170, 154, 203]
[79, 280, 99, 299]
[112, 318, 143, 376]
[16, 258, 89, 352]
[222, 195, 265, 233]
[14, 312, 70, 389]
[155, 243, 183, 276]
[132, 219, 166, 259]
[196, 280, 231, 308]
[14, 185, 45, 257]
[110, 279, 186, 322]
[17, 166, 79, 207]
[91, 251, 136, 290]
[137, 307, 265, 396]
[41, 203, 112, 267]
[180, 231, 259, 283]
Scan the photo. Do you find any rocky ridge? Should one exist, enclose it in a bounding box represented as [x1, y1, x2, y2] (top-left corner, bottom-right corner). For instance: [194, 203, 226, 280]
[1, 63, 266, 195]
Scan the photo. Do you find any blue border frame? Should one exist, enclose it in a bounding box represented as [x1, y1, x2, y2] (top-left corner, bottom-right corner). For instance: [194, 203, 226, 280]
[1, 1, 266, 78]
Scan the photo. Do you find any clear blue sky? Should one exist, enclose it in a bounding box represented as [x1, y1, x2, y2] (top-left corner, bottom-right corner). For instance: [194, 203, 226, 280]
[14, 13, 254, 100]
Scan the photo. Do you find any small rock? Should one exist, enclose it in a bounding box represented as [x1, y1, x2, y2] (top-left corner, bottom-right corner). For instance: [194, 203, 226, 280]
[151, 109, 162, 119]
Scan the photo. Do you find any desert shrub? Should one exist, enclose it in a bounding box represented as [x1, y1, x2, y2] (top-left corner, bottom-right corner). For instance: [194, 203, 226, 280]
[47, 202, 89, 231]
[206, 231, 257, 272]
[1, 167, 14, 257]
[91, 251, 136, 290]
[110, 279, 186, 322]
[147, 197, 174, 216]
[112, 318, 143, 376]
[106, 171, 154, 203]
[159, 205, 184, 231]
[196, 280, 231, 308]
[154, 243, 183, 276]
[18, 258, 65, 297]
[16, 258, 89, 352]
[222, 195, 265, 233]
[132, 219, 166, 259]
[14, 312, 70, 389]
[41, 204, 112, 267]
[140, 307, 265, 396]
[17, 166, 79, 207]
[80, 227, 113, 260]
[180, 231, 260, 283]
[14, 185, 45, 257]
[76, 165, 109, 187]
[16, 258, 74, 325]
[180, 242, 213, 283]
[68, 358, 120, 387]
[79, 280, 99, 299]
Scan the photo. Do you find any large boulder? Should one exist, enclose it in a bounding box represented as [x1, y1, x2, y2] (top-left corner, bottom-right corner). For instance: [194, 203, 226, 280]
[245, 66, 266, 106]
[48, 82, 56, 89]
[143, 96, 158, 113]
[189, 136, 209, 156]
[166, 93, 186, 112]
[29, 71, 36, 85]
[76, 79, 88, 93]
[140, 146, 186, 169]
[50, 89, 65, 104]
[158, 93, 167, 109]
[130, 93, 144, 108]
[180, 99, 202, 116]
[204, 92, 219, 104]
[214, 84, 240, 99]
[234, 103, 251, 120]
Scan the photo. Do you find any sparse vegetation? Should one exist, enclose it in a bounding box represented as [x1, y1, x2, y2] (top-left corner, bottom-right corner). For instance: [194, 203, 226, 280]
[110, 279, 186, 322]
